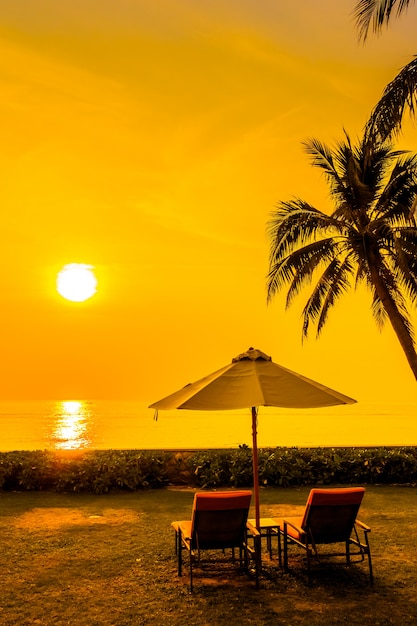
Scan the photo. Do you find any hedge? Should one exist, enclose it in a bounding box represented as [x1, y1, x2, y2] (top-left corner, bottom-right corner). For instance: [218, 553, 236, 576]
[0, 446, 416, 494]
[0, 450, 171, 494]
[187, 445, 417, 488]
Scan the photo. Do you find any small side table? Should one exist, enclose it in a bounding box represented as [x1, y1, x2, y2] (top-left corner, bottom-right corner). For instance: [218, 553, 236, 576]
[247, 517, 281, 565]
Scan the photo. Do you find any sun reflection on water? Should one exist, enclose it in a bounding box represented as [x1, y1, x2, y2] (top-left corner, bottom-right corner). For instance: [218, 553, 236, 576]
[51, 400, 92, 450]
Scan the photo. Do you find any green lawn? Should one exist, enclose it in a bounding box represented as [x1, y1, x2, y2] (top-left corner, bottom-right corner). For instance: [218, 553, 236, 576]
[1, 485, 417, 625]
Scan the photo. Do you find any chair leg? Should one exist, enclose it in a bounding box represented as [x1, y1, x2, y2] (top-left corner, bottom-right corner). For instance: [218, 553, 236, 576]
[189, 548, 193, 592]
[350, 527, 373, 583]
[368, 552, 373, 583]
[266, 529, 272, 559]
[283, 524, 289, 571]
[178, 529, 183, 577]
[277, 527, 282, 567]
[364, 533, 373, 583]
[253, 534, 261, 589]
[305, 541, 312, 582]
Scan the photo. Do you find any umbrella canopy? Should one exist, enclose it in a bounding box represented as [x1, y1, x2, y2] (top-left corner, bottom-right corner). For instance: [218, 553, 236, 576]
[149, 347, 356, 527]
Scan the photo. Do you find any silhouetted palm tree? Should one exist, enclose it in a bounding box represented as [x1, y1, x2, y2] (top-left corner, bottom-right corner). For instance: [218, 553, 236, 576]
[354, 0, 417, 143]
[267, 132, 417, 379]
[354, 0, 414, 42]
[364, 57, 417, 145]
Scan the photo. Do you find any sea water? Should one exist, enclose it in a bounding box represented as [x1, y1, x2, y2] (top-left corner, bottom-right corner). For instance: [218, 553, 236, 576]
[0, 399, 416, 451]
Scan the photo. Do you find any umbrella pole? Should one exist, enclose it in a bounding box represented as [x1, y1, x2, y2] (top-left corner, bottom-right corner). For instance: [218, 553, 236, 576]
[251, 406, 260, 529]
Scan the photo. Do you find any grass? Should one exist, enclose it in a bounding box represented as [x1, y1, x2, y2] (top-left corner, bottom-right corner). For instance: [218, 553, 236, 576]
[1, 485, 417, 625]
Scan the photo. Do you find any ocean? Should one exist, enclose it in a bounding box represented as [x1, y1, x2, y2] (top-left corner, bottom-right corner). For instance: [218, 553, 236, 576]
[0, 399, 416, 452]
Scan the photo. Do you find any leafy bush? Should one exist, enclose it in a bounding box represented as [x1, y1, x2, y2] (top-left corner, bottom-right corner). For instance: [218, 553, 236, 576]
[0, 450, 170, 494]
[184, 446, 417, 488]
[187, 449, 232, 488]
[1, 446, 416, 492]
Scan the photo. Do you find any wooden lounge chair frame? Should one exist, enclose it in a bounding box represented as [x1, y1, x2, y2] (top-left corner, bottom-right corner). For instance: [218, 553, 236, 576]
[278, 487, 373, 582]
[172, 491, 260, 591]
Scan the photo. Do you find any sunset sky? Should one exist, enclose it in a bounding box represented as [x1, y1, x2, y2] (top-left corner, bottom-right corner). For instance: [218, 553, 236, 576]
[1, 0, 417, 405]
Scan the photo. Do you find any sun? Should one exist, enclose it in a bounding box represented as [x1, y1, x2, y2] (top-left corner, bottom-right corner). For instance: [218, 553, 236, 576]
[56, 263, 97, 302]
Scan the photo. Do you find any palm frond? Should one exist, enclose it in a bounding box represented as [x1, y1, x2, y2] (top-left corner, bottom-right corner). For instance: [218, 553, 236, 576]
[284, 238, 343, 307]
[303, 138, 336, 176]
[360, 138, 402, 193]
[267, 238, 337, 303]
[316, 258, 355, 336]
[371, 292, 388, 329]
[305, 136, 373, 216]
[391, 232, 417, 303]
[374, 153, 417, 221]
[353, 0, 413, 42]
[365, 56, 417, 143]
[267, 199, 344, 265]
[303, 138, 349, 206]
[354, 257, 371, 288]
[301, 258, 353, 338]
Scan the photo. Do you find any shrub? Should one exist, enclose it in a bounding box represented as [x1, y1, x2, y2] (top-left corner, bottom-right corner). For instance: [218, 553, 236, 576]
[186, 449, 232, 488]
[1, 446, 416, 492]
[185, 446, 417, 488]
[0, 450, 170, 494]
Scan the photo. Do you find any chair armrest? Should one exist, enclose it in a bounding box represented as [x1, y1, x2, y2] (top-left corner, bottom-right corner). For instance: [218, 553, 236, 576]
[283, 519, 304, 535]
[246, 521, 261, 537]
[172, 520, 192, 541]
[355, 519, 371, 533]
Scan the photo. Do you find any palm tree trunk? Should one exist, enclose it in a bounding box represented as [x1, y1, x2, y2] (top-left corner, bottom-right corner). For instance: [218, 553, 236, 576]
[371, 270, 417, 380]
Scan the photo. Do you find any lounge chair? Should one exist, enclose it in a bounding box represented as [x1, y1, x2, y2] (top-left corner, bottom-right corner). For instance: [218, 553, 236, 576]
[171, 490, 260, 591]
[275, 487, 373, 582]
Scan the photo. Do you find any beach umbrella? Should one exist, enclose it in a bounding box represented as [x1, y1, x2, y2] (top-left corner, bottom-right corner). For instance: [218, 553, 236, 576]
[149, 347, 356, 528]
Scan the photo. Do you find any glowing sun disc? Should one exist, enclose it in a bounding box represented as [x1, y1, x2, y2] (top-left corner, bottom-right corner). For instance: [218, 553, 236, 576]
[57, 264, 97, 302]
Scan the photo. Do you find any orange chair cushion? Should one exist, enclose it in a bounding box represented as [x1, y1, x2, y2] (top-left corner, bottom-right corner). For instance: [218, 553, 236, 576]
[173, 491, 252, 545]
[193, 491, 252, 511]
[306, 487, 365, 506]
[301, 487, 365, 528]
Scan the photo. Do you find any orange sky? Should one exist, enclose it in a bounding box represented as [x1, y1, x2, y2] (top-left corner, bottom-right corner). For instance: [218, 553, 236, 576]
[1, 0, 416, 405]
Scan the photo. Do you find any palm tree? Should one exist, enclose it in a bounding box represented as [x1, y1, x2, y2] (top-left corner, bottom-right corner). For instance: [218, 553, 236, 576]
[353, 0, 417, 143]
[354, 0, 414, 42]
[267, 132, 417, 379]
[364, 56, 417, 145]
